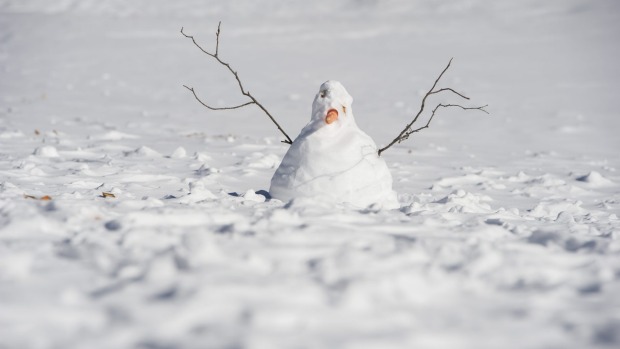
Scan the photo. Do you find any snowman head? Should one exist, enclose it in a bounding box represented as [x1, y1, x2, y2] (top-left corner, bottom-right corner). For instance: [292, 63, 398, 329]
[311, 80, 355, 129]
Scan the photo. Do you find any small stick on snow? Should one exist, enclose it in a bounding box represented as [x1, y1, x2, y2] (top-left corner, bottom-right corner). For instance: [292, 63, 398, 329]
[377, 58, 488, 156]
[181, 22, 293, 144]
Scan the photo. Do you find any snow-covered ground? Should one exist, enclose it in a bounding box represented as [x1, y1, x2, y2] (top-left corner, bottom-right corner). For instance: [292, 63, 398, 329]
[1, 0, 619, 348]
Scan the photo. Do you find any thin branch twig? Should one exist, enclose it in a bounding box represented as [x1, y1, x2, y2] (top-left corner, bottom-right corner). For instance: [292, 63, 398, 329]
[181, 22, 293, 144]
[183, 85, 254, 110]
[428, 88, 469, 100]
[400, 103, 488, 139]
[377, 58, 488, 156]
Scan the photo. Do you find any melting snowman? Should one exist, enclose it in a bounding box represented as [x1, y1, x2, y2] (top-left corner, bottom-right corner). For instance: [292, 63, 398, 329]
[270, 81, 399, 209]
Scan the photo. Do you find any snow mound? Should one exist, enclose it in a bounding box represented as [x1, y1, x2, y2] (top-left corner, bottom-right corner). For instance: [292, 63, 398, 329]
[33, 145, 60, 157]
[529, 199, 584, 220]
[124, 146, 161, 157]
[435, 189, 493, 213]
[169, 146, 187, 159]
[242, 189, 266, 203]
[576, 171, 614, 187]
[269, 81, 398, 209]
[178, 179, 217, 203]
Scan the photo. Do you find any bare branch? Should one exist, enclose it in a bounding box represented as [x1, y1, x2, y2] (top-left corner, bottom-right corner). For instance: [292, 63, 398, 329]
[215, 22, 221, 57]
[181, 23, 293, 144]
[183, 85, 254, 111]
[180, 27, 215, 58]
[428, 88, 470, 100]
[440, 103, 488, 114]
[399, 103, 489, 140]
[377, 58, 488, 156]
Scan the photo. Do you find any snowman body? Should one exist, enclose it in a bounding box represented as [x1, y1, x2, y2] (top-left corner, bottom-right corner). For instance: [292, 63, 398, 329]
[269, 81, 399, 209]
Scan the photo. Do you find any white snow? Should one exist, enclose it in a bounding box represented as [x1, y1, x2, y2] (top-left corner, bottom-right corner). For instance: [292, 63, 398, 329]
[33, 145, 60, 157]
[1, 1, 620, 348]
[169, 146, 187, 159]
[270, 80, 399, 209]
[576, 171, 615, 187]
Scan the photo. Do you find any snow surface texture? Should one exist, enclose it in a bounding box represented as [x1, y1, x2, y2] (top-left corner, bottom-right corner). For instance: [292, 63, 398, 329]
[270, 80, 399, 209]
[1, 0, 620, 348]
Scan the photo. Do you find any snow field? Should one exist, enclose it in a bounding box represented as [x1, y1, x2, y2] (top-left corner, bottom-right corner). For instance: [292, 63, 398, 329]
[1, 0, 620, 348]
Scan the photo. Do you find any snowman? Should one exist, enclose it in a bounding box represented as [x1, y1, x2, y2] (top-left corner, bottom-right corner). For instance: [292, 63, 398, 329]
[269, 81, 399, 209]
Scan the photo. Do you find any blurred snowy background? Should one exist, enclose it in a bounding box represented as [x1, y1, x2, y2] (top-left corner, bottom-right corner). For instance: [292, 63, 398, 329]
[1, 1, 619, 348]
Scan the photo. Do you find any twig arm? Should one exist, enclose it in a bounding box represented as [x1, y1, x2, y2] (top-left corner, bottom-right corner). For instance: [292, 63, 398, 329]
[377, 59, 488, 156]
[181, 23, 293, 144]
[402, 103, 488, 137]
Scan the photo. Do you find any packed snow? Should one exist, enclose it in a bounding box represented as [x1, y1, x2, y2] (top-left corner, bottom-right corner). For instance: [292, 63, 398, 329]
[270, 80, 398, 209]
[1, 1, 619, 348]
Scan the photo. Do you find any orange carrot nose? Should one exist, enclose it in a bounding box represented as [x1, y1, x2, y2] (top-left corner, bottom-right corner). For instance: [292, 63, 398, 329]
[325, 109, 339, 124]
